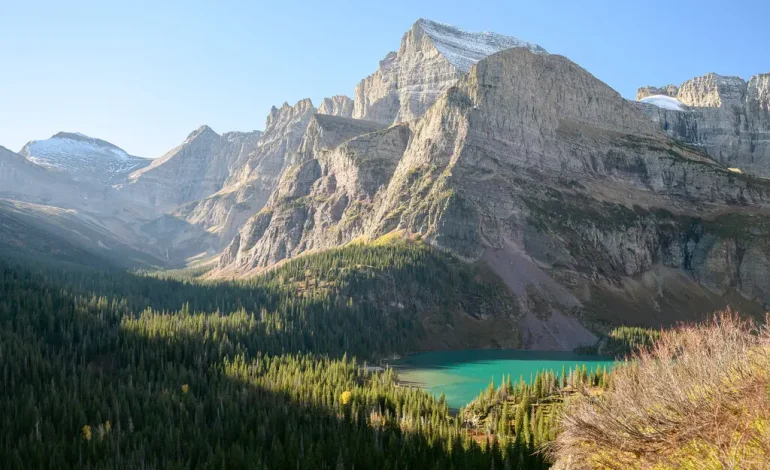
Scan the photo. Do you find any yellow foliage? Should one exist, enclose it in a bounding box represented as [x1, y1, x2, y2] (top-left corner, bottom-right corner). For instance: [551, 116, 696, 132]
[370, 230, 407, 246]
[340, 390, 353, 406]
[181, 384, 189, 394]
[82, 425, 92, 441]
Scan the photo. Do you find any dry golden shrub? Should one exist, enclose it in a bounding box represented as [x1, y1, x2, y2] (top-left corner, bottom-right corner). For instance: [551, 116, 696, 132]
[551, 310, 770, 469]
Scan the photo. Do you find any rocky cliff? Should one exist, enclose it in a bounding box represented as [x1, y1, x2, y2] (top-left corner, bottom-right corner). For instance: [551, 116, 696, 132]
[352, 19, 545, 124]
[219, 46, 770, 349]
[219, 114, 400, 269]
[140, 100, 316, 261]
[637, 72, 770, 177]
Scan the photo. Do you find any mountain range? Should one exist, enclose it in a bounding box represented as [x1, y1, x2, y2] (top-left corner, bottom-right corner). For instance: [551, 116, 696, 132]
[2, 18, 769, 349]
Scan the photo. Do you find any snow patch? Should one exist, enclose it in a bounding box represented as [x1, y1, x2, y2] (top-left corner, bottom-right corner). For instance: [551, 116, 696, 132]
[20, 133, 149, 183]
[26, 135, 132, 162]
[418, 19, 547, 72]
[640, 95, 686, 111]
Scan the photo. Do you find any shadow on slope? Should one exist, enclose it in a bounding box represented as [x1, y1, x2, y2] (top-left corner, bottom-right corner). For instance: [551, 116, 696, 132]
[0, 199, 164, 269]
[0, 254, 528, 469]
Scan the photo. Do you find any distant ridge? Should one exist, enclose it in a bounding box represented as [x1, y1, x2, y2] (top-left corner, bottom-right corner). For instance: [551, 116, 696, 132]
[19, 131, 150, 185]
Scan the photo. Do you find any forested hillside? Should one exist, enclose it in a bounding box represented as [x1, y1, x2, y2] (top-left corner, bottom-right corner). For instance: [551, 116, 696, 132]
[5, 221, 765, 469]
[0, 239, 532, 468]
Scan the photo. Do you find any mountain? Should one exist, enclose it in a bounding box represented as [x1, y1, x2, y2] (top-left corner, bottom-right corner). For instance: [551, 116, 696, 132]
[122, 126, 262, 211]
[636, 72, 770, 177]
[352, 18, 546, 124]
[19, 132, 150, 185]
[218, 113, 395, 270]
[5, 18, 769, 348]
[108, 19, 545, 265]
[132, 103, 314, 263]
[0, 145, 93, 207]
[219, 46, 770, 349]
[0, 145, 168, 267]
[160, 19, 544, 263]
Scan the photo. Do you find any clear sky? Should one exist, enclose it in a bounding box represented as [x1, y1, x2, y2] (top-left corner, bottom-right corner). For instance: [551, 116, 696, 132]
[2, 0, 767, 158]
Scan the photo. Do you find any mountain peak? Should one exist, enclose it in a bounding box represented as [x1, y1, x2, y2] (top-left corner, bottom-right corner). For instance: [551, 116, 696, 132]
[52, 131, 93, 140]
[21, 132, 136, 160]
[413, 18, 546, 72]
[43, 131, 129, 152]
[185, 125, 219, 142]
[353, 19, 546, 124]
[18, 131, 148, 184]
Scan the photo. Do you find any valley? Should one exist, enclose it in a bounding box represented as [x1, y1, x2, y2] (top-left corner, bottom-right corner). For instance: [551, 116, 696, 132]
[1, 13, 768, 469]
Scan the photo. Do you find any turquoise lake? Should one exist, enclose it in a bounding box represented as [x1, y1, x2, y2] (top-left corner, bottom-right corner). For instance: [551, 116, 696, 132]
[390, 349, 615, 409]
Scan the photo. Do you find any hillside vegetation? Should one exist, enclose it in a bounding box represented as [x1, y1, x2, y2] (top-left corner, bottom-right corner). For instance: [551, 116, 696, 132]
[0, 239, 528, 468]
[552, 311, 770, 469]
[460, 365, 612, 469]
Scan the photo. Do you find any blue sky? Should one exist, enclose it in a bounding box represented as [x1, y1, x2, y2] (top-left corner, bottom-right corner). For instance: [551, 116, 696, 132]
[1, 0, 767, 158]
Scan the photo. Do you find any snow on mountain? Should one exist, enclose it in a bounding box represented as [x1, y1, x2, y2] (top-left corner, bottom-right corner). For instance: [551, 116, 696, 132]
[639, 95, 686, 111]
[417, 19, 547, 72]
[19, 132, 150, 185]
[353, 19, 547, 124]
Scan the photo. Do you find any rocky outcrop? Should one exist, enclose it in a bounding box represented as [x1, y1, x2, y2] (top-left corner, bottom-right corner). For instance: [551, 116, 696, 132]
[637, 72, 770, 177]
[352, 19, 545, 124]
[317, 95, 354, 118]
[219, 114, 398, 269]
[229, 99, 315, 189]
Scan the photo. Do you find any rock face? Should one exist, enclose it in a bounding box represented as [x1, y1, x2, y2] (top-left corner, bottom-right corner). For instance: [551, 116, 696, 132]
[317, 95, 354, 118]
[637, 72, 770, 176]
[219, 46, 770, 348]
[19, 132, 150, 186]
[368, 48, 770, 335]
[123, 126, 262, 210]
[352, 19, 545, 124]
[219, 114, 399, 269]
[145, 100, 317, 260]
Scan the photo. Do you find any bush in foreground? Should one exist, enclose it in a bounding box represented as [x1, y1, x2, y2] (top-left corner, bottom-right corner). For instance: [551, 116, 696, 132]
[551, 310, 770, 469]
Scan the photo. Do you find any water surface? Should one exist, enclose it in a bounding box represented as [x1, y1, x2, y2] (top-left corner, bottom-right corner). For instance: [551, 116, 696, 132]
[390, 349, 614, 409]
